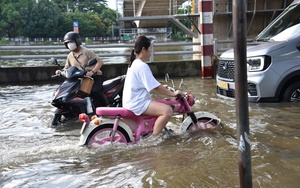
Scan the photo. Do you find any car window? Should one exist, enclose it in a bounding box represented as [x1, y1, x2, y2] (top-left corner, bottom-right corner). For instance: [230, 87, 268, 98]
[256, 3, 300, 41]
[270, 23, 300, 41]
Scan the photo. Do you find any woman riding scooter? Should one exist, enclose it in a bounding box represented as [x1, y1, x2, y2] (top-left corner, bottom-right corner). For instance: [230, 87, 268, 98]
[56, 31, 108, 107]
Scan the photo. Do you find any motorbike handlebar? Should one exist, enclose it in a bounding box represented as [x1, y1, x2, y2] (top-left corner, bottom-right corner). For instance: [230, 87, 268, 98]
[166, 86, 183, 99]
[166, 86, 176, 92]
[175, 93, 182, 98]
[84, 75, 94, 80]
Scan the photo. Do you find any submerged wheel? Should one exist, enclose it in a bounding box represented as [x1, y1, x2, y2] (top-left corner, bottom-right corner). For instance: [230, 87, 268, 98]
[51, 114, 61, 126]
[187, 118, 218, 131]
[85, 124, 131, 147]
[283, 81, 300, 102]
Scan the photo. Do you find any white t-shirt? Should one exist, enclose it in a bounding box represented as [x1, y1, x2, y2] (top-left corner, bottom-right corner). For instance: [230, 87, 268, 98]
[122, 59, 160, 115]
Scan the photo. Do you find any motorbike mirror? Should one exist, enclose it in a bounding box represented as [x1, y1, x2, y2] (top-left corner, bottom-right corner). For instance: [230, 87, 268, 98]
[51, 57, 59, 65]
[87, 58, 97, 66]
[165, 73, 170, 82]
[179, 79, 186, 89]
[165, 73, 175, 89]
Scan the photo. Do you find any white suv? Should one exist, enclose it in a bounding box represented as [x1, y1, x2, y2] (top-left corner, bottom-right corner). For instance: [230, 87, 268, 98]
[216, 0, 300, 102]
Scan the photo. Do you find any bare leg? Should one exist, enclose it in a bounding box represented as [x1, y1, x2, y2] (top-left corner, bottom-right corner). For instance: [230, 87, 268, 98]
[143, 101, 173, 135]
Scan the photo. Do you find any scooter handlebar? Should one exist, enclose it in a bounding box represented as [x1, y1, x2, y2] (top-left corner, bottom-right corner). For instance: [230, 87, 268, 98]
[166, 86, 183, 99]
[84, 75, 94, 80]
[166, 86, 176, 92]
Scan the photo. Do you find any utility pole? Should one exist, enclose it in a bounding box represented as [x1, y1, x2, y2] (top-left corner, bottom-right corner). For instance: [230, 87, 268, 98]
[232, 0, 253, 187]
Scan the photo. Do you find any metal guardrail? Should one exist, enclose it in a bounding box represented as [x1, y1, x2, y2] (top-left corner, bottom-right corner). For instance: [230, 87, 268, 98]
[0, 42, 202, 62]
[0, 40, 237, 61]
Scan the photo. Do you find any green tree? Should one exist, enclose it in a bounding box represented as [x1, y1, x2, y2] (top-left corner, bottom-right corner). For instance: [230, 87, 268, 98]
[0, 0, 119, 38]
[61, 9, 105, 37]
[52, 0, 108, 12]
[99, 8, 119, 36]
[24, 0, 63, 38]
[0, 0, 35, 37]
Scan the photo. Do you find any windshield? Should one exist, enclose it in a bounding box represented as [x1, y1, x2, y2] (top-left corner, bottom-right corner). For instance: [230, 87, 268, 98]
[256, 3, 300, 41]
[270, 23, 300, 41]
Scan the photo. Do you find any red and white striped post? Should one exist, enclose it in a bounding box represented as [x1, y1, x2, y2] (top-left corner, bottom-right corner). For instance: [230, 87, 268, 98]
[199, 0, 214, 78]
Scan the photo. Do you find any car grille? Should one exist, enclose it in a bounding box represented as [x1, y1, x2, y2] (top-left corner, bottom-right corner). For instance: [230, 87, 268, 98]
[217, 60, 235, 80]
[216, 86, 235, 98]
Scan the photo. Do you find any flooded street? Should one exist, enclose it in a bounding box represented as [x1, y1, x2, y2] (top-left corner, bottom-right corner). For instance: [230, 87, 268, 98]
[0, 77, 299, 187]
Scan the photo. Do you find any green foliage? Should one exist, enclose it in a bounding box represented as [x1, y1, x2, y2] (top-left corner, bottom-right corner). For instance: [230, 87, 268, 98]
[85, 38, 93, 45]
[0, 0, 118, 38]
[0, 37, 9, 45]
[170, 5, 193, 40]
[23, 0, 62, 38]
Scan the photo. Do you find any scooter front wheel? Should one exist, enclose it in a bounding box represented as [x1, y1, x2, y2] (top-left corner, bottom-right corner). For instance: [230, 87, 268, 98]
[85, 124, 131, 147]
[51, 114, 61, 126]
[187, 118, 218, 131]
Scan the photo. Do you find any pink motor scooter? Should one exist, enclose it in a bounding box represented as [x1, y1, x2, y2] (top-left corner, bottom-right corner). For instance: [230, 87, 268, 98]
[78, 76, 221, 147]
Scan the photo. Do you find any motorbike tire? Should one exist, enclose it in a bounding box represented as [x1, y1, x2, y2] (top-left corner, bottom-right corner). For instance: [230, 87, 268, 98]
[186, 118, 218, 131]
[51, 114, 61, 126]
[85, 124, 131, 147]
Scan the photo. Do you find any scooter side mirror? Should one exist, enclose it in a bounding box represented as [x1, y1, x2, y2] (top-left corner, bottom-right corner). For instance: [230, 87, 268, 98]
[164, 73, 175, 89]
[165, 73, 170, 82]
[51, 57, 59, 66]
[179, 78, 186, 90]
[87, 58, 97, 66]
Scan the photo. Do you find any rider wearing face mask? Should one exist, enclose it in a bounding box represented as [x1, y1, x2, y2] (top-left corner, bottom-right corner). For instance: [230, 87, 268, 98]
[56, 31, 108, 108]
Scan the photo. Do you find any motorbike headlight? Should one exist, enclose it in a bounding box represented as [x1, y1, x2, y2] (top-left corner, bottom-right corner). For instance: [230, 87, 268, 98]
[187, 94, 195, 106]
[247, 55, 271, 72]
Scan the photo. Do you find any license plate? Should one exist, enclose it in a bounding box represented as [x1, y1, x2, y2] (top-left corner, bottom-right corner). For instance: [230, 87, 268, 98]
[217, 80, 229, 90]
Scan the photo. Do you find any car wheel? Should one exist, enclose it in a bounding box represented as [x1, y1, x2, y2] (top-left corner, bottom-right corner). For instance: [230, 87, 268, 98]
[283, 81, 300, 102]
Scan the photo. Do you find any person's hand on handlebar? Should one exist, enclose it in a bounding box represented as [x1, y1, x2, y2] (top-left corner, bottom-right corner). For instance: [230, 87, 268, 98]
[163, 85, 182, 97]
[174, 90, 182, 98]
[55, 70, 61, 76]
[86, 70, 94, 77]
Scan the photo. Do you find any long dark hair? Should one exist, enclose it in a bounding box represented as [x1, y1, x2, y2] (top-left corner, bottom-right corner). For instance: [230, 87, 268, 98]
[129, 35, 151, 67]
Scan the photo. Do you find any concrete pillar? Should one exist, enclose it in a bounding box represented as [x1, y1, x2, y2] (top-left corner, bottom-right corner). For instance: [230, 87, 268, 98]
[199, 0, 214, 78]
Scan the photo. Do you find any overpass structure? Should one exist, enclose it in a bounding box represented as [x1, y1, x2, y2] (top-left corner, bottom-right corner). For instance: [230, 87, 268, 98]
[116, 0, 195, 41]
[122, 0, 187, 28]
[115, 0, 293, 43]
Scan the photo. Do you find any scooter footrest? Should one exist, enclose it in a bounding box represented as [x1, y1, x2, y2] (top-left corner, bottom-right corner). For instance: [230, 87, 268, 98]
[96, 107, 135, 117]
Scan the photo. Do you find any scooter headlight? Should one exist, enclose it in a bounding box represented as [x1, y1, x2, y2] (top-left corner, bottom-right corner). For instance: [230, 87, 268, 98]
[247, 55, 271, 72]
[187, 94, 195, 106]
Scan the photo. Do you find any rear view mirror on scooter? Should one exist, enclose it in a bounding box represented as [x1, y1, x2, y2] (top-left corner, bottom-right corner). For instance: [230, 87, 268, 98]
[51, 57, 59, 66]
[50, 57, 61, 69]
[165, 73, 170, 82]
[165, 73, 175, 89]
[87, 58, 97, 66]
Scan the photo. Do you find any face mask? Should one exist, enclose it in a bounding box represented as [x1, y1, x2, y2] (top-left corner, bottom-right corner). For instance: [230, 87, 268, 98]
[67, 42, 77, 51]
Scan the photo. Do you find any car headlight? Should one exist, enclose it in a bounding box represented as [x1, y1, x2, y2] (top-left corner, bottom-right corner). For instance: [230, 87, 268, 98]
[247, 55, 271, 72]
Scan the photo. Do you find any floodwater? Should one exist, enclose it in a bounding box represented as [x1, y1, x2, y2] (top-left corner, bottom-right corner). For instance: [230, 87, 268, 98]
[0, 77, 299, 187]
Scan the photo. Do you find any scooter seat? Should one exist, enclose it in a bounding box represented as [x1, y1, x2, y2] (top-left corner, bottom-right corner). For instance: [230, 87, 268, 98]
[102, 75, 125, 92]
[96, 107, 136, 117]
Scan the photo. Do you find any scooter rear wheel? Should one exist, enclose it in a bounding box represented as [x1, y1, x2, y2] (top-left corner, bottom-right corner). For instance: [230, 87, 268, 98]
[187, 118, 218, 131]
[85, 124, 131, 147]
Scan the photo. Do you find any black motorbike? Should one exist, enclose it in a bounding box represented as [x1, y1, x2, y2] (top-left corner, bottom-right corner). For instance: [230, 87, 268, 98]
[50, 58, 125, 126]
